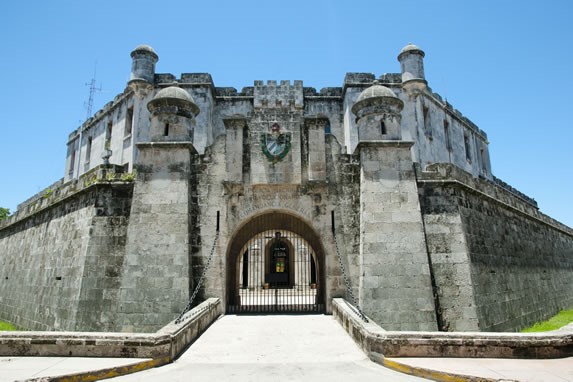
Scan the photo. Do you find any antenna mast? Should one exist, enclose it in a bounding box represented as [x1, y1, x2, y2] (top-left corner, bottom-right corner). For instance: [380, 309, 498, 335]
[85, 62, 102, 120]
[76, 62, 102, 179]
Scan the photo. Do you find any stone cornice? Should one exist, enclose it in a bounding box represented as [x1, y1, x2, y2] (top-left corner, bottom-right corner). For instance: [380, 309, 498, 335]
[136, 141, 198, 154]
[356, 140, 415, 151]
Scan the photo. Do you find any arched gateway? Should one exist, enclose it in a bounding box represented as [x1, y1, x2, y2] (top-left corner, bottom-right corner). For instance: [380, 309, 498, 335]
[226, 211, 325, 313]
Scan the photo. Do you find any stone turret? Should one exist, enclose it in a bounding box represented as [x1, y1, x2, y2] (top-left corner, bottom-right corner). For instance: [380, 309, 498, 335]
[130, 45, 158, 83]
[351, 81, 404, 141]
[352, 81, 438, 331]
[397, 43, 427, 90]
[118, 86, 199, 332]
[147, 86, 199, 142]
[128, 44, 158, 97]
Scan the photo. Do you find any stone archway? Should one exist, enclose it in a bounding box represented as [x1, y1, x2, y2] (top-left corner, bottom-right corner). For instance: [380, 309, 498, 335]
[226, 211, 326, 314]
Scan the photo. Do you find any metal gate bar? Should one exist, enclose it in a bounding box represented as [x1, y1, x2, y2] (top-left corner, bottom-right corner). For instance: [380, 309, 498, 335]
[228, 215, 323, 314]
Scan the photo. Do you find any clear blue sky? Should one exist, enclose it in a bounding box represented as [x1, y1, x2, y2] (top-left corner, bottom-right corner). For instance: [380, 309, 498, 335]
[1, 0, 572, 227]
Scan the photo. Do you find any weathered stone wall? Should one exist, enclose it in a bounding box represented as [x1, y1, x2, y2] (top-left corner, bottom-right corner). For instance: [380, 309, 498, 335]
[65, 91, 138, 181]
[357, 142, 437, 331]
[75, 211, 131, 332]
[327, 136, 361, 305]
[419, 164, 573, 332]
[400, 91, 490, 178]
[0, 177, 132, 331]
[117, 143, 194, 333]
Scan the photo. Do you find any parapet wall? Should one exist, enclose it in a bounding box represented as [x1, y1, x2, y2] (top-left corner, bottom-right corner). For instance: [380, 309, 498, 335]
[333, 298, 573, 358]
[419, 164, 573, 332]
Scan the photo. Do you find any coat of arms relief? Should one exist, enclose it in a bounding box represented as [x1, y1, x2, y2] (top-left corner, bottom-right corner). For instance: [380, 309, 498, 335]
[260, 123, 291, 163]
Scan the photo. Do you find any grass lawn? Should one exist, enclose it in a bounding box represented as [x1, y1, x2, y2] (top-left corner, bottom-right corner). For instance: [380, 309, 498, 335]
[521, 309, 573, 332]
[0, 320, 18, 331]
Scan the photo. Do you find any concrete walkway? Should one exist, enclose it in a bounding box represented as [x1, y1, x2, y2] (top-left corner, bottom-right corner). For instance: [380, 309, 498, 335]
[387, 357, 573, 382]
[107, 314, 427, 381]
[0, 356, 152, 381]
[2, 315, 573, 381]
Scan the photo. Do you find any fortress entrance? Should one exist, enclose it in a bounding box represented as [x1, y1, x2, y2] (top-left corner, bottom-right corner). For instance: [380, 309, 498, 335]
[226, 212, 325, 314]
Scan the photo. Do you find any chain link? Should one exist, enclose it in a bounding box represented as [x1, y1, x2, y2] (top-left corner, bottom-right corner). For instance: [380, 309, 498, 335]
[333, 231, 369, 322]
[175, 230, 220, 324]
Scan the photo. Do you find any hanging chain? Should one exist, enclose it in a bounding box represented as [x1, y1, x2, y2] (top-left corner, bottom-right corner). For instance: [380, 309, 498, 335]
[333, 230, 369, 322]
[175, 230, 220, 324]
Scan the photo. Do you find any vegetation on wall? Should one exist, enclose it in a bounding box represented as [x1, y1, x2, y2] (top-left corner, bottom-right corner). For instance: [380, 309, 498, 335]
[0, 207, 10, 221]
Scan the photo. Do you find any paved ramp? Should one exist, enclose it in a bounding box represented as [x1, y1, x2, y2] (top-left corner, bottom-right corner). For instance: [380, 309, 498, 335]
[109, 315, 427, 381]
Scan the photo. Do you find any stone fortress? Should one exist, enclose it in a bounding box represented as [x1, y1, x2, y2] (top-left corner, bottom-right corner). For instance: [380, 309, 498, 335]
[0, 44, 571, 333]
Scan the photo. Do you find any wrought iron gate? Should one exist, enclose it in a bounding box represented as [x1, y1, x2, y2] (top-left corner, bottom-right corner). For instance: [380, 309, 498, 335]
[227, 228, 323, 314]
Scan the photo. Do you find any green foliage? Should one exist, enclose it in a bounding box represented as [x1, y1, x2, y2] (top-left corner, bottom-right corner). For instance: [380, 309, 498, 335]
[521, 310, 573, 332]
[42, 188, 53, 199]
[120, 171, 136, 182]
[0, 207, 10, 221]
[84, 174, 98, 187]
[0, 320, 18, 331]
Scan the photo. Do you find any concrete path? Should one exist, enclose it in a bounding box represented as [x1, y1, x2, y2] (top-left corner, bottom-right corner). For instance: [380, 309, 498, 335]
[108, 314, 427, 381]
[0, 356, 151, 381]
[389, 357, 573, 382]
[2, 315, 572, 381]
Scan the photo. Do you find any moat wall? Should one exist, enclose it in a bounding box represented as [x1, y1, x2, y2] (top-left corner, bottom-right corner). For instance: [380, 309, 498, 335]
[0, 171, 132, 332]
[420, 164, 573, 332]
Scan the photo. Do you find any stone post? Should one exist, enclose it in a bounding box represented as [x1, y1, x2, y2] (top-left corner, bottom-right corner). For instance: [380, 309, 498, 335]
[305, 117, 328, 181]
[224, 118, 246, 183]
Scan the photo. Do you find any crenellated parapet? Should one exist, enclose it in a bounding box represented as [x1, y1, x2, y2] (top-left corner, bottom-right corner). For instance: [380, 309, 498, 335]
[254, 80, 303, 109]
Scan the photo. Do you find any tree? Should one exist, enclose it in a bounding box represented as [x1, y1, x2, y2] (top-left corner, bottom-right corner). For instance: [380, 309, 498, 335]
[0, 207, 10, 221]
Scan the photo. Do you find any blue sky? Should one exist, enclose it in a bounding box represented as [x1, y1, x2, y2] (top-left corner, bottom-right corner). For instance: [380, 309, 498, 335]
[1, 0, 572, 227]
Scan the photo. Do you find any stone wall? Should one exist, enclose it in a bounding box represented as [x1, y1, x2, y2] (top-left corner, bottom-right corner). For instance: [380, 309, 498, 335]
[117, 143, 195, 333]
[0, 171, 132, 331]
[419, 164, 573, 332]
[358, 142, 437, 331]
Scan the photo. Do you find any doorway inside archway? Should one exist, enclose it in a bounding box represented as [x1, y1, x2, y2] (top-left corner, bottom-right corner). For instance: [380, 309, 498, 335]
[227, 212, 325, 314]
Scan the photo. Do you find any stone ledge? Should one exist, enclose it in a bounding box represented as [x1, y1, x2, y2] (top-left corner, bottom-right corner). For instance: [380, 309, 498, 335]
[0, 298, 222, 360]
[137, 141, 197, 152]
[356, 140, 415, 150]
[0, 165, 133, 232]
[332, 298, 573, 359]
[419, 163, 573, 236]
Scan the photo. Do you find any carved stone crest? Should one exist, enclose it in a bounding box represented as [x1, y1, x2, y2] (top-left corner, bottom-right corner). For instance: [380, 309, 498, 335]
[260, 123, 291, 163]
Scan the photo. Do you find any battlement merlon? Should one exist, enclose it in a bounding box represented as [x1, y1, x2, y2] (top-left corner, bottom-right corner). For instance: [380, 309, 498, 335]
[253, 80, 304, 109]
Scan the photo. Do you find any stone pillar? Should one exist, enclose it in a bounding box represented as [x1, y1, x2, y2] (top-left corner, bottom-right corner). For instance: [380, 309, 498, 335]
[118, 142, 196, 332]
[305, 118, 328, 181]
[117, 85, 200, 332]
[358, 141, 438, 331]
[224, 118, 246, 183]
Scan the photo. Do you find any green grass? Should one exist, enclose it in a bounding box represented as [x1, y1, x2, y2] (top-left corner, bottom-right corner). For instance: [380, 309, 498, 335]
[0, 320, 18, 331]
[521, 309, 573, 333]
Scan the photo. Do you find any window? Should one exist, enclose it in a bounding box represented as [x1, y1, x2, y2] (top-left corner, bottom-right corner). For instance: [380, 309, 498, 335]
[124, 107, 133, 136]
[164, 123, 169, 137]
[480, 148, 487, 173]
[69, 150, 76, 176]
[106, 121, 113, 147]
[443, 119, 451, 151]
[423, 106, 432, 137]
[380, 120, 387, 135]
[464, 134, 471, 162]
[85, 136, 92, 170]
